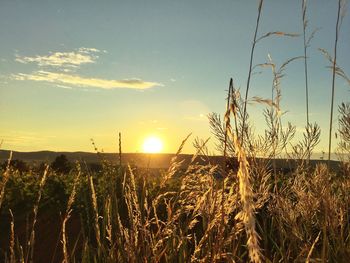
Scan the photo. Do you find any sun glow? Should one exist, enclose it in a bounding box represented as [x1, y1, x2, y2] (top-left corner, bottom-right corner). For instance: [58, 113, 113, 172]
[142, 136, 163, 153]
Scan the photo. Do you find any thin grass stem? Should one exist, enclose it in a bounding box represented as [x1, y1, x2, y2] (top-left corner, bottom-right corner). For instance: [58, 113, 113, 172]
[327, 0, 342, 168]
[242, 0, 264, 142]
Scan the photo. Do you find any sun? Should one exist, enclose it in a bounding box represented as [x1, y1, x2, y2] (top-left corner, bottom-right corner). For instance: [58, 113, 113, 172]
[142, 136, 163, 153]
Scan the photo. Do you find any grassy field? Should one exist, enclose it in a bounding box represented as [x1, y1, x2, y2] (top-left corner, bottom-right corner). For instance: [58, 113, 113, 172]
[1, 0, 350, 262]
[0, 139, 349, 262]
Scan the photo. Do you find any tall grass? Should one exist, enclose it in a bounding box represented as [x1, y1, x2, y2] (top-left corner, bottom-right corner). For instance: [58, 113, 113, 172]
[0, 1, 349, 262]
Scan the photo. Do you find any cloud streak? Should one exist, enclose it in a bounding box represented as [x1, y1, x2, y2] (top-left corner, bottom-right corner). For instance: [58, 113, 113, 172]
[15, 47, 101, 69]
[13, 47, 162, 90]
[12, 71, 162, 90]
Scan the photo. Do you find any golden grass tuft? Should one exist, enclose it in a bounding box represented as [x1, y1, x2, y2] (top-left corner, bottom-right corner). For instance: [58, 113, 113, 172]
[233, 133, 262, 263]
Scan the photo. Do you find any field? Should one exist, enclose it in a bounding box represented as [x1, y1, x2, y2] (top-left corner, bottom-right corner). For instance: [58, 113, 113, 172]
[0, 100, 349, 263]
[1, 0, 350, 262]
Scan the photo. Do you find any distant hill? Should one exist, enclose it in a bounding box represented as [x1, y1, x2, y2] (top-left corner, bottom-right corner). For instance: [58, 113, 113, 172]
[0, 149, 340, 170]
[0, 150, 172, 169]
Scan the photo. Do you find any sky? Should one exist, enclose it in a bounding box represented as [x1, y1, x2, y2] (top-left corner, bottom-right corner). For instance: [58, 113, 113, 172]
[0, 0, 349, 156]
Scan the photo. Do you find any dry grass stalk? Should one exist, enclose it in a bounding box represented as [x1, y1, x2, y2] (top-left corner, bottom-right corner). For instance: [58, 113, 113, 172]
[302, 0, 310, 127]
[256, 55, 300, 178]
[232, 134, 262, 263]
[26, 165, 49, 263]
[9, 209, 15, 263]
[319, 48, 350, 86]
[161, 133, 191, 187]
[291, 123, 321, 166]
[242, 0, 264, 142]
[0, 151, 12, 209]
[338, 103, 350, 169]
[305, 231, 321, 263]
[324, 1, 343, 258]
[89, 175, 102, 249]
[339, 103, 350, 145]
[118, 132, 122, 168]
[224, 79, 234, 159]
[213, 80, 234, 260]
[105, 197, 113, 248]
[327, 0, 343, 168]
[209, 113, 236, 155]
[118, 165, 143, 262]
[62, 167, 81, 263]
[255, 31, 299, 43]
[191, 137, 211, 165]
[186, 167, 225, 261]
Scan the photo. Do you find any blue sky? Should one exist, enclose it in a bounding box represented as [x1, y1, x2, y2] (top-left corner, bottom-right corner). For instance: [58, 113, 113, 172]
[0, 0, 349, 155]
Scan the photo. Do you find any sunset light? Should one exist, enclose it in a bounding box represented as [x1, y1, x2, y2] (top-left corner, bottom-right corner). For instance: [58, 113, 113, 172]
[142, 136, 163, 153]
[1, 1, 349, 262]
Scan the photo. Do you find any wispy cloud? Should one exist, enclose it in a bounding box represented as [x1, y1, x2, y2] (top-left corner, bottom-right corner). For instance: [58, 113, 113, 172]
[56, 84, 73, 90]
[13, 47, 162, 90]
[15, 47, 101, 70]
[12, 71, 162, 90]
